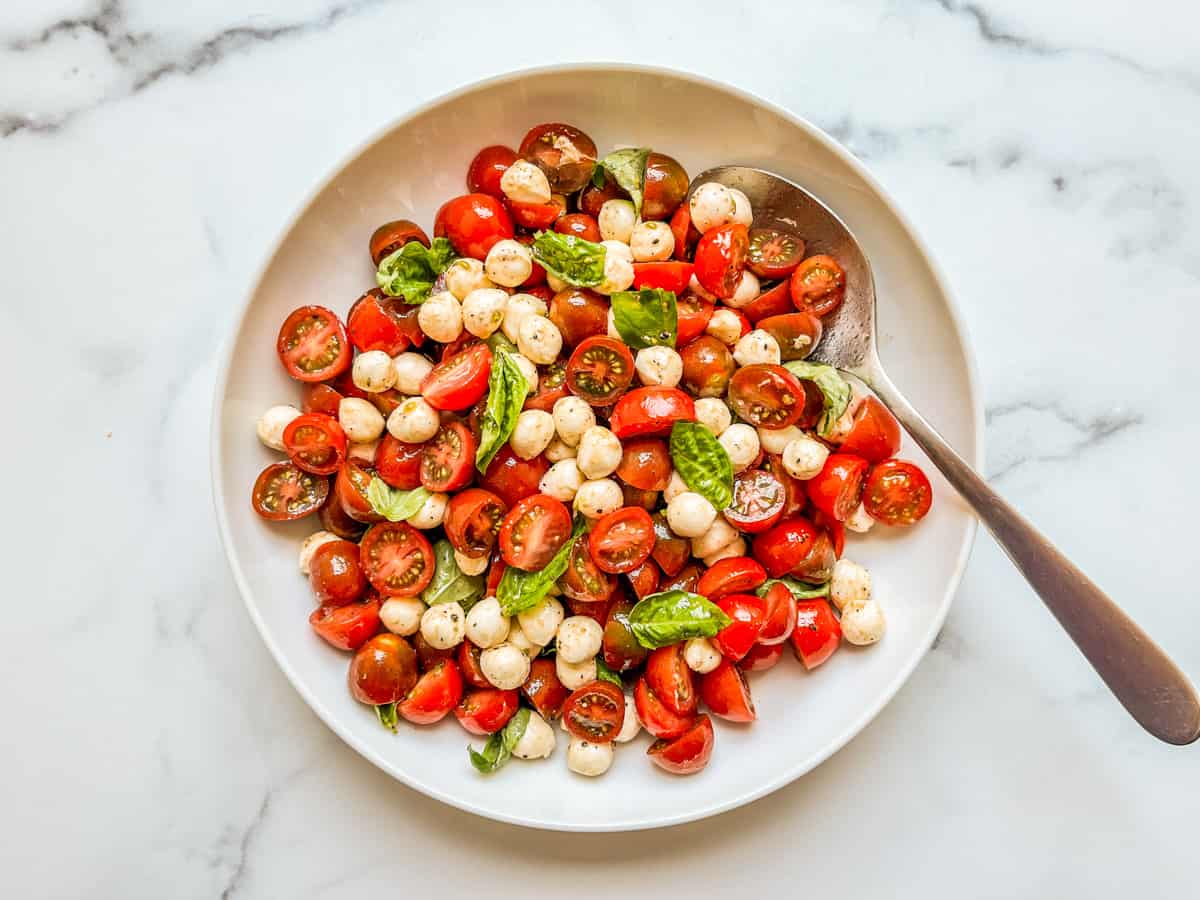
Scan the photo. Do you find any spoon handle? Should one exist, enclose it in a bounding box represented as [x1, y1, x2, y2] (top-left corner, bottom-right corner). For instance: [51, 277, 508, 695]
[865, 368, 1200, 745]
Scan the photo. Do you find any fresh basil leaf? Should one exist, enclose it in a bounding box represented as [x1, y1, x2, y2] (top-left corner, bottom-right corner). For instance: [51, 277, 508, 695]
[375, 703, 398, 732]
[595, 658, 623, 687]
[502, 708, 531, 753]
[611, 288, 677, 349]
[530, 231, 606, 288]
[486, 330, 517, 354]
[783, 361, 852, 439]
[597, 147, 651, 215]
[497, 518, 588, 615]
[375, 237, 457, 303]
[628, 590, 733, 649]
[669, 421, 733, 510]
[757, 577, 830, 601]
[476, 348, 528, 474]
[367, 477, 432, 522]
[591, 165, 607, 190]
[421, 539, 485, 611]
[468, 707, 531, 774]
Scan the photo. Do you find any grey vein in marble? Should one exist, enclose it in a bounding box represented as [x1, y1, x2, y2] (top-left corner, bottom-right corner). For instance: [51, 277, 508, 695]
[985, 399, 1144, 481]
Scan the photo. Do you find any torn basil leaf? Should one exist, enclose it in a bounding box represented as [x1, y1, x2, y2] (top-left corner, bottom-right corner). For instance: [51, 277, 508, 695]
[375, 237, 457, 303]
[783, 360, 852, 438]
[367, 478, 432, 522]
[530, 231, 606, 288]
[669, 421, 733, 510]
[468, 707, 531, 774]
[597, 147, 651, 215]
[757, 577, 830, 601]
[421, 539, 485, 611]
[628, 590, 732, 649]
[497, 518, 588, 615]
[476, 348, 528, 474]
[375, 703, 399, 732]
[611, 288, 677, 349]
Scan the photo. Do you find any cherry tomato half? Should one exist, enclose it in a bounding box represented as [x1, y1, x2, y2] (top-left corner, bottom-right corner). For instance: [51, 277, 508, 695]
[348, 633, 418, 705]
[550, 289, 609, 348]
[458, 641, 491, 689]
[680, 335, 735, 398]
[561, 680, 626, 743]
[742, 278, 795, 324]
[309, 597, 381, 651]
[625, 559, 662, 601]
[758, 581, 798, 645]
[309, 539, 367, 606]
[792, 528, 839, 583]
[434, 193, 515, 260]
[398, 659, 464, 725]
[302, 382, 343, 418]
[373, 435, 424, 490]
[252, 462, 328, 521]
[347, 288, 425, 355]
[747, 227, 805, 279]
[837, 396, 902, 463]
[334, 460, 382, 524]
[454, 688, 520, 735]
[763, 453, 807, 517]
[499, 494, 572, 571]
[650, 512, 690, 577]
[724, 468, 786, 534]
[508, 195, 567, 230]
[698, 659, 756, 722]
[740, 641, 785, 672]
[608, 387, 696, 440]
[524, 359, 570, 413]
[579, 173, 626, 218]
[645, 644, 697, 717]
[359, 521, 435, 597]
[444, 488, 507, 559]
[478, 446, 549, 509]
[519, 122, 597, 194]
[566, 336, 635, 406]
[669, 204, 701, 262]
[319, 489, 366, 540]
[589, 507, 655, 575]
[752, 516, 819, 579]
[555, 212, 602, 242]
[561, 537, 616, 605]
[615, 437, 672, 491]
[757, 312, 823, 362]
[283, 413, 347, 476]
[420, 421, 477, 493]
[661, 562, 704, 594]
[863, 459, 933, 526]
[675, 293, 714, 346]
[791, 599, 841, 670]
[466, 145, 517, 198]
[641, 152, 689, 220]
[647, 713, 714, 775]
[790, 254, 846, 318]
[632, 261, 694, 295]
[728, 364, 807, 429]
[696, 557, 767, 601]
[369, 219, 431, 265]
[277, 306, 351, 383]
[522, 657, 570, 720]
[634, 676, 696, 740]
[693, 223, 749, 299]
[421, 342, 493, 411]
[807, 453, 870, 522]
[713, 593, 768, 662]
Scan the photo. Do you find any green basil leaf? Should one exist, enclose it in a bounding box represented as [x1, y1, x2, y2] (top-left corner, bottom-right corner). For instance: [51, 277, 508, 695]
[421, 539, 485, 611]
[375, 237, 457, 304]
[669, 421, 733, 510]
[468, 707, 531, 774]
[502, 708, 531, 753]
[597, 147, 651, 215]
[595, 658, 623, 687]
[375, 702, 398, 732]
[783, 361, 852, 439]
[476, 349, 529, 474]
[628, 589, 733, 649]
[486, 330, 517, 354]
[367, 477, 432, 522]
[591, 165, 607, 190]
[757, 577, 830, 601]
[497, 518, 588, 615]
[530, 231, 606, 288]
[611, 288, 677, 350]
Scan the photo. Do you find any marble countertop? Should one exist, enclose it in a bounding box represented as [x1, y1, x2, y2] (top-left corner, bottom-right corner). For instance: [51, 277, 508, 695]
[4, 1, 1198, 896]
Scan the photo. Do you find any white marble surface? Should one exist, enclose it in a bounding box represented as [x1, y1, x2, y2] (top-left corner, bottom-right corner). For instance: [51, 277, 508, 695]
[3, 1, 1198, 896]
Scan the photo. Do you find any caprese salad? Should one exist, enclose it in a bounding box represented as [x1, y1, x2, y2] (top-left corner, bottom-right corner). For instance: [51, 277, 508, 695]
[251, 121, 933, 778]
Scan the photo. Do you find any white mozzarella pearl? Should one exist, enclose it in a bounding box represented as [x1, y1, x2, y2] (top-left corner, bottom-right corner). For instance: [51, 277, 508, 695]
[501, 293, 548, 343]
[614, 694, 641, 742]
[702, 537, 746, 567]
[420, 601, 466, 649]
[338, 397, 385, 443]
[840, 598, 886, 645]
[758, 425, 803, 455]
[454, 550, 489, 576]
[417, 291, 463, 343]
[464, 596, 511, 649]
[510, 353, 539, 396]
[689, 182, 737, 233]
[666, 491, 717, 538]
[845, 502, 875, 534]
[390, 352, 433, 394]
[629, 220, 675, 261]
[573, 478, 623, 518]
[256, 405, 302, 451]
[567, 737, 614, 776]
[634, 346, 683, 387]
[555, 653, 597, 690]
[556, 616, 604, 664]
[461, 288, 510, 338]
[576, 426, 622, 480]
[552, 396, 596, 447]
[728, 187, 754, 226]
[517, 315, 563, 365]
[517, 596, 565, 647]
[691, 517, 740, 559]
[443, 258, 495, 299]
[480, 642, 532, 690]
[539, 458, 584, 502]
[724, 271, 761, 309]
[595, 252, 635, 295]
[380, 597, 426, 636]
[347, 440, 378, 464]
[386, 397, 439, 443]
[510, 409, 556, 460]
[830, 559, 872, 612]
[598, 199, 637, 243]
[693, 398, 732, 437]
[546, 272, 568, 293]
[507, 620, 542, 657]
[512, 711, 557, 759]
[298, 531, 339, 575]
[543, 436, 578, 462]
[352, 350, 396, 393]
[684, 637, 722, 674]
[662, 470, 689, 502]
[718, 423, 760, 473]
[782, 435, 830, 480]
[406, 492, 448, 529]
[501, 159, 551, 204]
[606, 307, 620, 338]
[484, 239, 533, 288]
[705, 308, 743, 345]
[732, 329, 781, 367]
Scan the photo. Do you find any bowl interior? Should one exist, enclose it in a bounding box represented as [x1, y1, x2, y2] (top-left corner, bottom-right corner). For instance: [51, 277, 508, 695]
[214, 66, 980, 831]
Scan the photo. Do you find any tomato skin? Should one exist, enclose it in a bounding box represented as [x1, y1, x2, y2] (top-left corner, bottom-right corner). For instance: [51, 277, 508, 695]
[661, 562, 704, 594]
[622, 484, 659, 511]
[752, 516, 819, 578]
[713, 593, 768, 662]
[790, 254, 846, 318]
[348, 633, 419, 705]
[632, 261, 694, 294]
[555, 213, 602, 242]
[642, 153, 689, 220]
[602, 590, 649, 673]
[283, 413, 348, 476]
[764, 453, 807, 518]
[519, 122, 597, 194]
[562, 680, 626, 742]
[421, 343, 493, 411]
[790, 599, 841, 670]
[728, 364, 807, 429]
[369, 220, 430, 265]
[739, 641, 785, 672]
[522, 657, 570, 720]
[498, 494, 572, 571]
[444, 488, 507, 559]
[696, 557, 767, 601]
[507, 195, 566, 230]
[252, 462, 329, 521]
[373, 435, 424, 490]
[359, 522, 436, 597]
[319, 490, 366, 540]
[561, 537, 616, 605]
[579, 174, 626, 217]
[466, 145, 517, 197]
[724, 468, 786, 534]
[693, 223, 749, 299]
[302, 382, 344, 417]
[609, 387, 696, 440]
[334, 461, 383, 523]
[742, 279, 795, 324]
[679, 335, 735, 398]
[626, 559, 661, 601]
[757, 312, 824, 362]
[647, 714, 714, 775]
[669, 204, 701, 262]
[277, 306, 351, 383]
[838, 397, 902, 463]
[645, 644, 697, 717]
[478, 446, 549, 509]
[792, 528, 838, 583]
[550, 289, 609, 348]
[395, 659, 464, 725]
[308, 540, 367, 606]
[863, 459, 933, 526]
[698, 659, 756, 722]
[758, 581, 798, 645]
[347, 288, 424, 355]
[807, 453, 870, 522]
[524, 360, 570, 412]
[747, 227, 805, 280]
[309, 597, 381, 651]
[675, 294, 714, 347]
[566, 336, 636, 406]
[650, 513, 690, 577]
[633, 676, 696, 740]
[433, 193, 515, 260]
[419, 421, 477, 493]
[589, 507, 655, 575]
[457, 641, 491, 689]
[615, 438, 671, 491]
[454, 688, 520, 735]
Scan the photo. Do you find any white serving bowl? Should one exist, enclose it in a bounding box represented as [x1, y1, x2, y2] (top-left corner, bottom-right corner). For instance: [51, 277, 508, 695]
[212, 64, 981, 831]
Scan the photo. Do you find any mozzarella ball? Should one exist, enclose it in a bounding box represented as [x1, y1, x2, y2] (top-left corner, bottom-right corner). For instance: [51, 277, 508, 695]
[556, 652, 597, 690]
[540, 458, 584, 502]
[841, 598, 887, 645]
[630, 220, 675, 262]
[703, 537, 746, 567]
[480, 642, 531, 690]
[691, 516, 740, 559]
[718, 423, 760, 473]
[500, 158, 551, 204]
[348, 440, 378, 464]
[512, 711, 556, 760]
[689, 182, 737, 233]
[510, 353, 538, 396]
[728, 187, 754, 226]
[298, 531, 339, 575]
[546, 272, 568, 293]
[602, 239, 634, 263]
[462, 287, 509, 338]
[352, 349, 396, 393]
[443, 257, 495, 299]
[596, 251, 635, 295]
[390, 352, 433, 394]
[507, 621, 542, 657]
[518, 315, 563, 365]
[694, 397, 732, 436]
[725, 271, 761, 309]
[782, 434, 830, 480]
[598, 199, 637, 243]
[705, 308, 743, 346]
[484, 239, 533, 288]
[339, 397, 386, 443]
[455, 550, 489, 576]
[501, 293, 548, 343]
[666, 491, 718, 537]
[606, 307, 620, 338]
[687, 272, 718, 303]
[380, 597, 425, 636]
[406, 491, 448, 530]
[552, 396, 596, 446]
[733, 329, 781, 367]
[465, 596, 511, 649]
[567, 736, 613, 777]
[845, 502, 875, 534]
[387, 396, 439, 443]
[663, 469, 689, 502]
[510, 409, 556, 460]
[544, 436, 577, 462]
[576, 426, 622, 479]
[615, 693, 641, 742]
[517, 595, 565, 647]
[634, 345, 683, 387]
[417, 291, 463, 342]
[420, 601, 466, 649]
[574, 478, 623, 518]
[256, 405, 301, 451]
[684, 637, 722, 674]
[758, 424, 803, 455]
[556, 616, 604, 664]
[830, 559, 872, 611]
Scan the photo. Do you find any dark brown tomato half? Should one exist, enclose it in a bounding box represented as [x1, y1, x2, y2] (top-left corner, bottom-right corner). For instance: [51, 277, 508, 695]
[650, 512, 691, 577]
[561, 536, 616, 604]
[561, 680, 626, 742]
[728, 364, 807, 429]
[579, 171, 628, 218]
[549, 288, 609, 348]
[603, 589, 649, 673]
[519, 122, 598, 194]
[443, 488, 507, 559]
[566, 336, 636, 406]
[757, 312, 824, 362]
[746, 228, 805, 280]
[641, 152, 689, 220]
[679, 335, 735, 398]
[252, 462, 328, 521]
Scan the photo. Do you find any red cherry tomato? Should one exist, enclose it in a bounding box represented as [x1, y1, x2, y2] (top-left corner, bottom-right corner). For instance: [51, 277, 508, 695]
[625, 559, 661, 601]
[669, 204, 701, 261]
[433, 193, 515, 260]
[276, 306, 351, 383]
[309, 597, 381, 651]
[863, 459, 933, 525]
[519, 122, 597, 194]
[763, 453, 807, 517]
[524, 359, 570, 413]
[723, 469, 786, 534]
[550, 289, 609, 348]
[359, 522, 435, 597]
[308, 539, 367, 606]
[647, 714, 714, 775]
[752, 516, 819, 578]
[807, 453, 870, 522]
[555, 213, 601, 242]
[348, 633, 418, 705]
[790, 254, 846, 317]
[791, 599, 841, 670]
[747, 228, 805, 279]
[615, 437, 671, 491]
[728, 364, 807, 429]
[609, 387, 696, 440]
[645, 644, 697, 717]
[679, 335, 735, 398]
[507, 195, 566, 230]
[334, 460, 382, 523]
[419, 421, 477, 493]
[838, 397, 902, 463]
[696, 557, 767, 601]
[633, 676, 696, 740]
[632, 261, 695, 294]
[302, 382, 343, 417]
[252, 462, 328, 521]
[566, 336, 635, 406]
[650, 513, 690, 577]
[369, 220, 430, 265]
[478, 446, 549, 509]
[675, 294, 714, 346]
[319, 490, 366, 540]
[373, 435, 424, 490]
[561, 538, 616, 605]
[758, 581, 798, 645]
[454, 688, 520, 735]
[603, 589, 650, 673]
[563, 595, 614, 625]
[661, 562, 704, 594]
[421, 343, 493, 411]
[791, 530, 837, 584]
[347, 288, 424, 355]
[699, 659, 756, 722]
[693, 223, 749, 299]
[561, 680, 626, 743]
[740, 641, 785, 672]
[522, 657, 570, 720]
[283, 413, 347, 476]
[397, 659, 464, 725]
[466, 145, 517, 197]
[458, 641, 491, 689]
[588, 507, 655, 575]
[757, 312, 824, 362]
[412, 631, 456, 671]
[444, 488, 507, 559]
[622, 484, 659, 511]
[579, 174, 626, 218]
[742, 278, 796, 324]
[498, 494, 572, 571]
[713, 593, 767, 662]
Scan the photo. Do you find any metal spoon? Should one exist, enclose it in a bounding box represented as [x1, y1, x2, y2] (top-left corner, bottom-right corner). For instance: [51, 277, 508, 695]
[690, 165, 1200, 745]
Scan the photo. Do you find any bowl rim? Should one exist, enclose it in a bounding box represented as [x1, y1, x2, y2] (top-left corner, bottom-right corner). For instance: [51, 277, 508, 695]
[210, 61, 984, 832]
